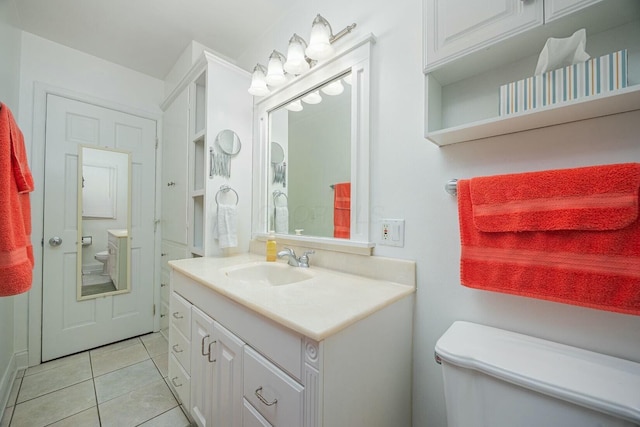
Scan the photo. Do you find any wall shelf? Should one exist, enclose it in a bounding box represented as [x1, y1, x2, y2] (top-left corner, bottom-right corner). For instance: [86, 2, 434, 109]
[428, 85, 640, 146]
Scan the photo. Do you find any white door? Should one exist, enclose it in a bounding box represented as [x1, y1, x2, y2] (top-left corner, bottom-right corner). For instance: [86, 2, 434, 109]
[42, 94, 157, 361]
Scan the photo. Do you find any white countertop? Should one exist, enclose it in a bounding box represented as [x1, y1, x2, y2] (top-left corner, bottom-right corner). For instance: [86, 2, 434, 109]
[169, 253, 415, 341]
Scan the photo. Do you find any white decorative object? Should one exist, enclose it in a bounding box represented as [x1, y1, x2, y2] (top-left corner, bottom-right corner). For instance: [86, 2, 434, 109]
[535, 28, 590, 75]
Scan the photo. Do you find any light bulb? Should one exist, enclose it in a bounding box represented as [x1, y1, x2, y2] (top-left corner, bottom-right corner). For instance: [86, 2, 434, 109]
[284, 34, 310, 75]
[248, 64, 270, 96]
[321, 80, 344, 96]
[265, 50, 287, 87]
[284, 100, 304, 111]
[305, 14, 334, 61]
[301, 90, 322, 105]
[343, 73, 352, 85]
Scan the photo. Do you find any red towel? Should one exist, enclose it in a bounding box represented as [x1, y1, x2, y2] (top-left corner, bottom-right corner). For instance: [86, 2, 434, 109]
[458, 163, 640, 316]
[333, 182, 351, 239]
[0, 103, 35, 297]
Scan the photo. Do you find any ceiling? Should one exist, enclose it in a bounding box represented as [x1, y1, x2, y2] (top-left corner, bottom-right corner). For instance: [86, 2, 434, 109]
[13, 0, 297, 79]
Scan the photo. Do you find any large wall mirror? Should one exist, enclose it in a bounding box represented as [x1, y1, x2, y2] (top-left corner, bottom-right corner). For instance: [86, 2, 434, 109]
[253, 34, 375, 252]
[77, 145, 132, 300]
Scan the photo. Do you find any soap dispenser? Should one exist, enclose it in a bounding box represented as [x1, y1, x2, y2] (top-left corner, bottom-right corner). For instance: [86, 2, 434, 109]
[266, 231, 277, 262]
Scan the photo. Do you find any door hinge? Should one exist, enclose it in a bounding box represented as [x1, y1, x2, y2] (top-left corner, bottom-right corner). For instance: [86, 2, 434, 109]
[153, 304, 156, 316]
[154, 219, 160, 232]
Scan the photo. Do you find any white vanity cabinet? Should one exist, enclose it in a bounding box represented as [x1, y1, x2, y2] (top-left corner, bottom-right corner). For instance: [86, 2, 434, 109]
[423, 0, 640, 145]
[168, 260, 414, 427]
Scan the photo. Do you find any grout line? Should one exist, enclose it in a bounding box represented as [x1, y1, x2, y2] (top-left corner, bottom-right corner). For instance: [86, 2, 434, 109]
[89, 349, 103, 427]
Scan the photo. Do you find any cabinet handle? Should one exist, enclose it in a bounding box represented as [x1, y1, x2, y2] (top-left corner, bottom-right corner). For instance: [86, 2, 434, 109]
[161, 253, 168, 257]
[201, 334, 210, 357]
[172, 344, 183, 353]
[207, 340, 217, 363]
[255, 387, 278, 406]
[172, 312, 183, 319]
[171, 376, 182, 388]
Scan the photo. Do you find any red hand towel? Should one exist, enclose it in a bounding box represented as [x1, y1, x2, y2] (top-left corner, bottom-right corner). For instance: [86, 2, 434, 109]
[458, 164, 640, 316]
[333, 182, 351, 239]
[0, 103, 35, 297]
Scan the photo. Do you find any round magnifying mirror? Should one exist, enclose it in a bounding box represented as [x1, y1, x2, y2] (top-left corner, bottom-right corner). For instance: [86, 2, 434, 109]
[215, 129, 242, 155]
[271, 142, 285, 164]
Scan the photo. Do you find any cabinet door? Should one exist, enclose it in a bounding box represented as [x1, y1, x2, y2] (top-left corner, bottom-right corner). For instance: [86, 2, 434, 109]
[424, 0, 542, 70]
[191, 306, 215, 427]
[213, 322, 245, 427]
[161, 87, 189, 245]
[544, 0, 601, 22]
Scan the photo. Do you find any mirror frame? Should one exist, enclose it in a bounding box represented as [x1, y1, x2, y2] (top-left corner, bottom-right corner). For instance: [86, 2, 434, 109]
[77, 144, 133, 300]
[252, 34, 376, 253]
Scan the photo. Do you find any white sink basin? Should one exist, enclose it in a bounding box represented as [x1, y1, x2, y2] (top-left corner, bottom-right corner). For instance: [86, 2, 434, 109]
[223, 262, 313, 286]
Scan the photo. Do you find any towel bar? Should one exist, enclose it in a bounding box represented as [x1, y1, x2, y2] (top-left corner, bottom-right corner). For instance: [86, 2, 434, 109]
[445, 179, 458, 196]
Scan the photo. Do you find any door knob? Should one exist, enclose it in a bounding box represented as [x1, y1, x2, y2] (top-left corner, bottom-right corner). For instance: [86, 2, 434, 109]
[48, 236, 63, 246]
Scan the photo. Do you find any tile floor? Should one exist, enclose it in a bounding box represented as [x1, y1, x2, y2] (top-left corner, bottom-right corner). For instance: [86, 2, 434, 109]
[1, 333, 191, 427]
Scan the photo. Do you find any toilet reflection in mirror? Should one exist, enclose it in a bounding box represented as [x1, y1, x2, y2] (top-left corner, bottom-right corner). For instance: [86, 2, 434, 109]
[77, 146, 132, 300]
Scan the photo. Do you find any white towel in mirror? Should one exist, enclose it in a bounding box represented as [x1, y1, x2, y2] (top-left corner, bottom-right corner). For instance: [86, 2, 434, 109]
[213, 203, 238, 248]
[275, 206, 289, 234]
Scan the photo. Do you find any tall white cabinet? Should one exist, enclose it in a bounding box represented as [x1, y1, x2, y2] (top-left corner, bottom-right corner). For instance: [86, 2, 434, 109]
[159, 52, 252, 336]
[423, 0, 640, 145]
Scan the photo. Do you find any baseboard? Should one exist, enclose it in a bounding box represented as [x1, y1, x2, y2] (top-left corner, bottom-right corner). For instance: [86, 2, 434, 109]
[0, 352, 18, 421]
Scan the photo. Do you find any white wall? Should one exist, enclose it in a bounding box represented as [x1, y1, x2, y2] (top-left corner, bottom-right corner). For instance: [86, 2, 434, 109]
[0, 0, 22, 414]
[18, 31, 165, 365]
[238, 3, 640, 427]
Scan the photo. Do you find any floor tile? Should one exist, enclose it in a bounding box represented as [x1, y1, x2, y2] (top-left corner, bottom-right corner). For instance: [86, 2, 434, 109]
[24, 351, 88, 377]
[10, 380, 96, 427]
[47, 406, 100, 427]
[91, 342, 150, 377]
[0, 407, 13, 427]
[6, 377, 21, 407]
[138, 406, 191, 426]
[18, 355, 92, 403]
[153, 352, 169, 378]
[89, 337, 141, 358]
[141, 332, 169, 357]
[94, 359, 162, 403]
[98, 379, 178, 427]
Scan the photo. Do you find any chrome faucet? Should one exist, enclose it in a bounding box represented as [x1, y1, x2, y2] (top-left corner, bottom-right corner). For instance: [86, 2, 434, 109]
[277, 248, 315, 268]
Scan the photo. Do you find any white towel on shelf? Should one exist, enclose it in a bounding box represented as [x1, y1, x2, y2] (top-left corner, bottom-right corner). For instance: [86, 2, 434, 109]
[214, 203, 238, 249]
[275, 206, 289, 234]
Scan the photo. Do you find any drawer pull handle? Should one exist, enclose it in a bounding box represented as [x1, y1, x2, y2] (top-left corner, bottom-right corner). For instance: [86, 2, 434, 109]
[172, 344, 183, 353]
[172, 312, 183, 319]
[160, 314, 166, 318]
[208, 340, 217, 363]
[171, 376, 182, 388]
[201, 334, 211, 357]
[255, 387, 278, 406]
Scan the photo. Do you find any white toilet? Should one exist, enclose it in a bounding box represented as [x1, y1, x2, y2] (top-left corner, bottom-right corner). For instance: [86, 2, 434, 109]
[435, 321, 640, 427]
[94, 250, 109, 274]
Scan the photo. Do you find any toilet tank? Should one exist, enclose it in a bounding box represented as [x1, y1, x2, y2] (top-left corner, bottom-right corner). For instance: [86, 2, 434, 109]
[435, 321, 640, 427]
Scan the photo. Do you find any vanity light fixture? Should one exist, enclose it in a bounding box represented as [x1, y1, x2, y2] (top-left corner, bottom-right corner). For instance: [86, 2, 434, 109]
[343, 73, 352, 85]
[284, 34, 310, 75]
[265, 50, 288, 87]
[248, 64, 270, 96]
[284, 100, 304, 111]
[320, 79, 344, 96]
[306, 14, 357, 61]
[301, 90, 322, 105]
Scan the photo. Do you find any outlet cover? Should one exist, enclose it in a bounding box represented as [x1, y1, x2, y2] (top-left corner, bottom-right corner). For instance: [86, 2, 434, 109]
[380, 219, 405, 247]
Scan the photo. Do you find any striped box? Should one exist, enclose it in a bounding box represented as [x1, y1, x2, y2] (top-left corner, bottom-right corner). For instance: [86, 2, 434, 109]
[499, 49, 628, 116]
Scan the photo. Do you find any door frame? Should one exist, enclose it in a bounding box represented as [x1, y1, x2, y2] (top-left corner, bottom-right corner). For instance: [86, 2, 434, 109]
[29, 82, 163, 367]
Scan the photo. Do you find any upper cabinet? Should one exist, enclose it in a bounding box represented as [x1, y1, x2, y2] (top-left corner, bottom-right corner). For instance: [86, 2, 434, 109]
[423, 0, 640, 145]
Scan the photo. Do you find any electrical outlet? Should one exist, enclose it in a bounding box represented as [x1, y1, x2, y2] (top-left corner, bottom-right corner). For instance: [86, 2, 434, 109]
[380, 219, 405, 247]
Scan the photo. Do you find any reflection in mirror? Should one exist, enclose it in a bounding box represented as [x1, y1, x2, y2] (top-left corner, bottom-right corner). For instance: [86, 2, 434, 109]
[268, 73, 351, 238]
[77, 146, 131, 300]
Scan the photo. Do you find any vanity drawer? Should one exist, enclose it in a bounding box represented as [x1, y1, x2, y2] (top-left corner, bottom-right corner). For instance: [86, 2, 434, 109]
[169, 292, 191, 338]
[169, 324, 190, 372]
[243, 398, 273, 427]
[243, 346, 303, 427]
[168, 353, 191, 409]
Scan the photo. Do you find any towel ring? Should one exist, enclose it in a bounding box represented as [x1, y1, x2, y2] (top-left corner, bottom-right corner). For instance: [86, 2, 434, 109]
[273, 190, 288, 207]
[215, 185, 239, 206]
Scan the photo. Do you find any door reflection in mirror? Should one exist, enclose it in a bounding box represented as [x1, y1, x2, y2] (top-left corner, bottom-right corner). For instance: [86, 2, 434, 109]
[77, 146, 132, 299]
[268, 73, 351, 238]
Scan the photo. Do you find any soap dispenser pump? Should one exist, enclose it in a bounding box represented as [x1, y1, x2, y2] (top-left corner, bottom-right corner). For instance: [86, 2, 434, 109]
[266, 231, 277, 262]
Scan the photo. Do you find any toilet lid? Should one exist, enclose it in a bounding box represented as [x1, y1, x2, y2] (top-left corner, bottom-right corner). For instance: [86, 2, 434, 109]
[435, 321, 640, 423]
